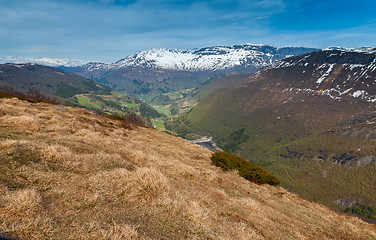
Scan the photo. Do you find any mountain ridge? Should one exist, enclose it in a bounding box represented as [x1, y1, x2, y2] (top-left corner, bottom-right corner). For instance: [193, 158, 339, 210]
[77, 44, 320, 72]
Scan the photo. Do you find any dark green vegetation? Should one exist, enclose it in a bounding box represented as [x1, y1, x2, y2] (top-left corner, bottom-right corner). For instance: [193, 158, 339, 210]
[176, 109, 376, 217]
[211, 151, 280, 186]
[344, 205, 376, 222]
[217, 128, 249, 153]
[55, 82, 86, 98]
[167, 50, 376, 221]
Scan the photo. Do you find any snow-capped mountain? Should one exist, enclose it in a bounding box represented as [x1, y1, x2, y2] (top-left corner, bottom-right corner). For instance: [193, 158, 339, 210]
[110, 44, 320, 71]
[71, 44, 319, 73]
[0, 56, 87, 67]
[325, 46, 376, 54]
[256, 48, 376, 103]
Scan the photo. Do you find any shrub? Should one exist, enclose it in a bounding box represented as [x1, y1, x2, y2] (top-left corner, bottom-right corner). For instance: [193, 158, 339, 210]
[344, 204, 376, 221]
[210, 151, 281, 186]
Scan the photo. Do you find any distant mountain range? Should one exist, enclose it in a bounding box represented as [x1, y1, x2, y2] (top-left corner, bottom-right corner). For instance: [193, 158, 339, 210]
[0, 44, 321, 97]
[0, 56, 86, 67]
[4, 45, 374, 71]
[81, 44, 319, 71]
[66, 44, 320, 96]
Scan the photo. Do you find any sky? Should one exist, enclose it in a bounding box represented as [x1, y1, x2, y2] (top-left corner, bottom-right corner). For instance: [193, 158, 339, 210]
[1, 0, 376, 63]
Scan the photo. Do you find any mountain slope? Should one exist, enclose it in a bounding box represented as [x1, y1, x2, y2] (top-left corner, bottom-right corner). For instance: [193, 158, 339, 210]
[169, 49, 376, 213]
[0, 97, 375, 239]
[0, 63, 161, 119]
[179, 48, 376, 152]
[0, 63, 111, 100]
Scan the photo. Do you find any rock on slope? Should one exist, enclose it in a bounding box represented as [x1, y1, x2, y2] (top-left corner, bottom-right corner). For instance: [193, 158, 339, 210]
[0, 97, 375, 239]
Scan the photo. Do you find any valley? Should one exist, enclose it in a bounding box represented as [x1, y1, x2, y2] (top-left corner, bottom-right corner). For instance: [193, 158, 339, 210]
[63, 44, 319, 130]
[2, 44, 376, 227]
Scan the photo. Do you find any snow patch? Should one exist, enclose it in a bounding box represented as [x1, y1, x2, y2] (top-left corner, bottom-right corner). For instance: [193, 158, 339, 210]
[353, 90, 366, 98]
[316, 64, 335, 84]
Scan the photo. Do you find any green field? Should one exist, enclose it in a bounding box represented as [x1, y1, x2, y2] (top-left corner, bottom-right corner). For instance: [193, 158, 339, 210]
[151, 118, 167, 131]
[72, 91, 161, 121]
[76, 95, 91, 106]
[153, 105, 171, 116]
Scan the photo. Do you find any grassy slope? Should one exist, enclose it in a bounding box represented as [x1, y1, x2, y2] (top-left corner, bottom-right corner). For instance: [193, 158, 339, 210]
[0, 98, 375, 239]
[72, 91, 161, 119]
[167, 82, 376, 216]
[258, 129, 376, 209]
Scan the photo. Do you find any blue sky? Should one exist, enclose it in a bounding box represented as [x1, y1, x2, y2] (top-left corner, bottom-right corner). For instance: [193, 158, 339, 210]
[1, 0, 376, 62]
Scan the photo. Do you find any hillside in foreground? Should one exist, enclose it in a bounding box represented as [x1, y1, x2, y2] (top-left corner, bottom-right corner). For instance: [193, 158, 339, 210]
[0, 98, 375, 239]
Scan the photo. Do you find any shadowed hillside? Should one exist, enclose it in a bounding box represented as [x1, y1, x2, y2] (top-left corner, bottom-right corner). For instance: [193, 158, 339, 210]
[0, 98, 375, 239]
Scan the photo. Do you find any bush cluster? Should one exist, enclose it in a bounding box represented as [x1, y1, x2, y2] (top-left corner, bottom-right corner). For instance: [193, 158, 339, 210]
[210, 151, 281, 186]
[344, 204, 376, 221]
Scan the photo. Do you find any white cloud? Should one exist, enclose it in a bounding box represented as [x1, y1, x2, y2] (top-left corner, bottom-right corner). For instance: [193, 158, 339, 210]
[0, 0, 375, 62]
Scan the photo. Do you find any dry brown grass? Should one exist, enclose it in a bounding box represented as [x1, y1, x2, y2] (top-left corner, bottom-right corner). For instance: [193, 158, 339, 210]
[0, 98, 375, 239]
